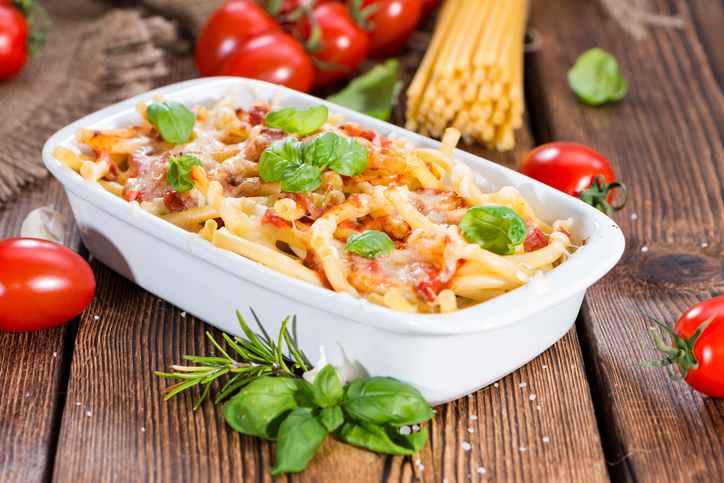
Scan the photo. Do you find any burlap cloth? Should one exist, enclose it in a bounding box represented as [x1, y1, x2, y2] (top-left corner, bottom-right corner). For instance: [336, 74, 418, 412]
[0, 0, 224, 205]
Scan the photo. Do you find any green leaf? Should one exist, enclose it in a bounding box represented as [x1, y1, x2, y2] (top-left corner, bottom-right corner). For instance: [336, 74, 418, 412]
[459, 206, 527, 255]
[337, 421, 428, 456]
[271, 407, 329, 475]
[146, 100, 196, 144]
[166, 154, 203, 192]
[313, 365, 344, 407]
[326, 137, 368, 176]
[222, 377, 316, 441]
[567, 48, 628, 106]
[341, 378, 434, 426]
[319, 406, 344, 432]
[265, 105, 329, 136]
[346, 230, 395, 258]
[304, 132, 341, 167]
[327, 59, 403, 121]
[258, 138, 305, 182]
[281, 163, 322, 193]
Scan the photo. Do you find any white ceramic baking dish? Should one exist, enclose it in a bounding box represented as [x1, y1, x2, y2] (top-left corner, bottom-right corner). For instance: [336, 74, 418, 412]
[42, 77, 625, 405]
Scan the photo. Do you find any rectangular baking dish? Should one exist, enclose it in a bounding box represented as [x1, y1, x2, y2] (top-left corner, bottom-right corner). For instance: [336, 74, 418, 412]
[42, 77, 625, 405]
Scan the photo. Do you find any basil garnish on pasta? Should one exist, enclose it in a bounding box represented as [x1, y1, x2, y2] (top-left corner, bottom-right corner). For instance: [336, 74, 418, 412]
[346, 231, 395, 258]
[146, 100, 196, 144]
[265, 105, 328, 136]
[259, 133, 368, 193]
[167, 154, 202, 192]
[459, 206, 527, 255]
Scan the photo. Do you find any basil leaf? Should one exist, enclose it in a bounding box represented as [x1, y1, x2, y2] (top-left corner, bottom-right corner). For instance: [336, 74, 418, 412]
[265, 105, 328, 136]
[222, 377, 316, 441]
[567, 48, 628, 106]
[326, 137, 368, 176]
[146, 100, 196, 144]
[271, 407, 328, 475]
[319, 406, 344, 433]
[305, 132, 368, 176]
[459, 206, 527, 255]
[313, 365, 344, 407]
[346, 231, 395, 258]
[337, 421, 428, 456]
[327, 59, 403, 121]
[166, 154, 202, 192]
[258, 138, 305, 182]
[280, 163, 322, 193]
[341, 378, 434, 426]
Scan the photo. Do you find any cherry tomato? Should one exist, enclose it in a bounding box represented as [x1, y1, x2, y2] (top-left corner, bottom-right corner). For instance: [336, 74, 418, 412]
[300, 2, 370, 88]
[219, 31, 314, 93]
[420, 0, 441, 16]
[0, 238, 96, 332]
[643, 297, 724, 398]
[195, 0, 280, 77]
[362, 0, 421, 59]
[0, 5, 28, 81]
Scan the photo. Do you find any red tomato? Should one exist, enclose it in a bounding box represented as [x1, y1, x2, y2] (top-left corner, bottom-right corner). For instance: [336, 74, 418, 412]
[219, 31, 314, 93]
[420, 0, 441, 16]
[361, 0, 421, 59]
[195, 0, 280, 77]
[0, 238, 96, 332]
[300, 2, 370, 88]
[643, 297, 724, 398]
[0, 5, 28, 81]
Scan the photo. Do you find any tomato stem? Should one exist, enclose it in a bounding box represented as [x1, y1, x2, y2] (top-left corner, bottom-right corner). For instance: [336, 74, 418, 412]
[577, 175, 628, 217]
[11, 0, 50, 55]
[636, 312, 716, 381]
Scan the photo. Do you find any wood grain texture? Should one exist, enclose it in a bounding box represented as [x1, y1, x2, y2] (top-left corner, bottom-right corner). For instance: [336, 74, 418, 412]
[527, 0, 724, 481]
[0, 178, 83, 483]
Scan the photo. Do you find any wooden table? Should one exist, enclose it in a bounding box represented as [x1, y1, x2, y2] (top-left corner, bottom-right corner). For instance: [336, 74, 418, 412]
[2, 0, 724, 481]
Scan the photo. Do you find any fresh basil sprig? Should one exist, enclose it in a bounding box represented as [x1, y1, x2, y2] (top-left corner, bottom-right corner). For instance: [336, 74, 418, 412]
[459, 206, 527, 255]
[346, 230, 395, 258]
[167, 154, 202, 192]
[258, 132, 368, 193]
[146, 100, 196, 144]
[568, 48, 628, 106]
[337, 420, 428, 456]
[327, 59, 402, 121]
[265, 105, 328, 136]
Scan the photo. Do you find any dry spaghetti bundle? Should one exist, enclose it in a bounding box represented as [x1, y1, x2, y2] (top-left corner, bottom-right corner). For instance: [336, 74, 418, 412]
[405, 0, 527, 151]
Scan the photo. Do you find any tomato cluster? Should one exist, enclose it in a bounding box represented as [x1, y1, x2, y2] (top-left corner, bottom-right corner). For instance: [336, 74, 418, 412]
[195, 0, 441, 92]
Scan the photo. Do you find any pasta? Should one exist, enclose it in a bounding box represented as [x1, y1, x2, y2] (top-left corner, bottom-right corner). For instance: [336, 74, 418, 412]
[55, 90, 575, 314]
[405, 0, 527, 150]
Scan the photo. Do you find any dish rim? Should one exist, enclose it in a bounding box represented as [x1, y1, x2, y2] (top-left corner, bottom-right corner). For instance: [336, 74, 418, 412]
[42, 76, 626, 336]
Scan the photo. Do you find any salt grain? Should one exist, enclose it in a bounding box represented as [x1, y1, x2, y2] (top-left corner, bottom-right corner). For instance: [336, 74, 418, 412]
[415, 459, 421, 465]
[493, 383, 499, 388]
[53, 352, 57, 357]
[477, 467, 487, 474]
[470, 415, 478, 420]
[412, 425, 420, 431]
[630, 213, 638, 220]
[542, 437, 550, 443]
[468, 428, 474, 433]
[519, 382, 527, 387]
[443, 479, 449, 483]
[641, 246, 649, 253]
[76, 402, 81, 406]
[433, 409, 437, 413]
[400, 425, 411, 435]
[519, 447, 526, 452]
[542, 365, 547, 369]
[86, 411, 92, 417]
[537, 405, 541, 411]
[418, 464, 425, 471]
[141, 427, 146, 432]
[25, 392, 30, 397]
[181, 312, 186, 318]
[461, 442, 472, 451]
[702, 243, 709, 248]
[529, 395, 536, 401]
[94, 315, 99, 320]
[468, 394, 474, 398]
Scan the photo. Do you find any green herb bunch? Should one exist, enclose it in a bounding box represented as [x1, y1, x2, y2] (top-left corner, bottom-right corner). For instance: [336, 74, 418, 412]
[156, 311, 434, 475]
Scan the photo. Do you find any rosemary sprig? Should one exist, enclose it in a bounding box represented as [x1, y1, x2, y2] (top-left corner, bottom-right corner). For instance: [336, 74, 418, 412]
[155, 310, 309, 410]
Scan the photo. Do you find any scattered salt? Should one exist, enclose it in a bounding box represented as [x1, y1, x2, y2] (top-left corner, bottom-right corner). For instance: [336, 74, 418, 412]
[542, 365, 547, 369]
[493, 383, 499, 388]
[529, 395, 536, 401]
[53, 352, 57, 357]
[468, 428, 474, 433]
[468, 394, 473, 398]
[181, 312, 186, 318]
[537, 405, 541, 411]
[443, 479, 449, 483]
[94, 315, 99, 320]
[86, 411, 92, 417]
[433, 409, 437, 414]
[641, 246, 649, 253]
[26, 392, 30, 397]
[702, 243, 709, 248]
[477, 467, 487, 474]
[76, 402, 81, 406]
[630, 213, 638, 220]
[519, 447, 526, 452]
[542, 437, 550, 443]
[141, 427, 146, 432]
[418, 464, 425, 471]
[519, 382, 527, 387]
[412, 425, 420, 431]
[400, 426, 412, 435]
[461, 442, 472, 451]
[470, 415, 478, 420]
[415, 459, 421, 465]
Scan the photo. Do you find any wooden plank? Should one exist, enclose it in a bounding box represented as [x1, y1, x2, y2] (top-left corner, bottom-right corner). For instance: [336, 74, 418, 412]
[50, 44, 608, 481]
[526, 0, 724, 481]
[0, 178, 83, 483]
